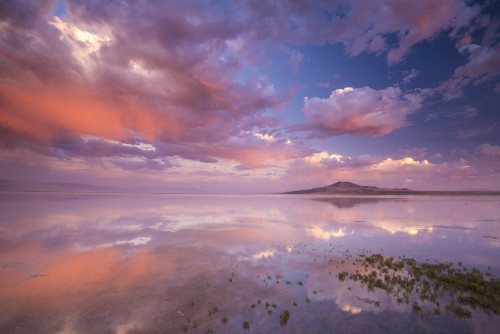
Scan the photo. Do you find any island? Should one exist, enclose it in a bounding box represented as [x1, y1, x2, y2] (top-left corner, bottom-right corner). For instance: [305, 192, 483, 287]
[284, 181, 500, 195]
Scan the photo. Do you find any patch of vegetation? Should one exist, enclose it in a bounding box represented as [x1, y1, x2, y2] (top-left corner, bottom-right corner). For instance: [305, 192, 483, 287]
[243, 320, 250, 331]
[221, 315, 228, 325]
[341, 253, 500, 319]
[280, 309, 290, 326]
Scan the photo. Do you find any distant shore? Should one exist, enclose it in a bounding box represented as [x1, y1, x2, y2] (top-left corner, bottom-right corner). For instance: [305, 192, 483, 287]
[283, 181, 500, 196]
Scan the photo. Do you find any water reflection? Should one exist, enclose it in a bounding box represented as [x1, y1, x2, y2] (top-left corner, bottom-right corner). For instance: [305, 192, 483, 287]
[0, 193, 499, 333]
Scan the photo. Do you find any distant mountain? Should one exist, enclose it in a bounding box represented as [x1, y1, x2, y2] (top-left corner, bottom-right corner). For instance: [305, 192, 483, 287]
[284, 181, 500, 195]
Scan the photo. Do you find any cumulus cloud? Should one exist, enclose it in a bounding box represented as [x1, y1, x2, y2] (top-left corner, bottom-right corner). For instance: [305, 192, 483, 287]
[299, 86, 425, 137]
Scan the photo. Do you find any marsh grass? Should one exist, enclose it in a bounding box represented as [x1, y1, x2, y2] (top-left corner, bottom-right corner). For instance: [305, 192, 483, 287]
[280, 309, 290, 326]
[243, 320, 250, 331]
[340, 253, 500, 319]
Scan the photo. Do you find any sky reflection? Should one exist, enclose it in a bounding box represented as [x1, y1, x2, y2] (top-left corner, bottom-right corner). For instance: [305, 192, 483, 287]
[0, 193, 499, 333]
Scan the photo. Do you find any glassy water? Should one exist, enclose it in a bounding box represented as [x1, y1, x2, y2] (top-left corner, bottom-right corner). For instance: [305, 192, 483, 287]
[0, 193, 499, 333]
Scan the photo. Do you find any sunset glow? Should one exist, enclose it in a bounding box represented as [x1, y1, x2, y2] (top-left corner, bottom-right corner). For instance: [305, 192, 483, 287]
[1, 0, 499, 193]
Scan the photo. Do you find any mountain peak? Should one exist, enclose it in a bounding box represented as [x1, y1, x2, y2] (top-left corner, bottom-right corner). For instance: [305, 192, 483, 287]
[328, 181, 375, 189]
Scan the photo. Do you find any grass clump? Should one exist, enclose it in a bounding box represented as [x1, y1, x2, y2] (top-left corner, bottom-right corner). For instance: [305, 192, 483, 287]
[280, 309, 290, 326]
[243, 320, 250, 331]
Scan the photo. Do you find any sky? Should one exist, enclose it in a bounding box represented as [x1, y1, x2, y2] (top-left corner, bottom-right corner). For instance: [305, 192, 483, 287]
[0, 0, 499, 193]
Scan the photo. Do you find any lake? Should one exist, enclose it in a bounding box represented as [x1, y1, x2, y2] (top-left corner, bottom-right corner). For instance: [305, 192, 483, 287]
[0, 193, 499, 333]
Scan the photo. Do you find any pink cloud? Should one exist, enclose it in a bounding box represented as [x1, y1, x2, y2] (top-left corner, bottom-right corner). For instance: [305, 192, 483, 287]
[0, 0, 302, 168]
[454, 122, 498, 138]
[299, 86, 424, 137]
[440, 44, 500, 99]
[477, 143, 500, 156]
[318, 0, 480, 64]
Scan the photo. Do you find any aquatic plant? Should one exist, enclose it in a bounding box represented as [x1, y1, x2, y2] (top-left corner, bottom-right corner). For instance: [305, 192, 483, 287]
[243, 320, 250, 331]
[280, 309, 290, 326]
[181, 323, 188, 332]
[298, 280, 303, 286]
[221, 315, 228, 325]
[205, 328, 213, 334]
[305, 296, 311, 303]
[250, 303, 256, 309]
[292, 301, 298, 307]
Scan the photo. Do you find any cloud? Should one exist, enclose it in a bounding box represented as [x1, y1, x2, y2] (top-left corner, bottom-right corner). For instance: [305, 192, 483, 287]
[0, 0, 297, 168]
[317, 0, 480, 64]
[446, 105, 478, 119]
[454, 122, 498, 138]
[440, 43, 500, 99]
[289, 49, 304, 76]
[299, 86, 425, 137]
[477, 143, 500, 156]
[402, 69, 420, 84]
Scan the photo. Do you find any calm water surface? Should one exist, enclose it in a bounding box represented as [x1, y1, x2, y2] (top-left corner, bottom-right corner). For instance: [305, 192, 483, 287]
[0, 193, 499, 333]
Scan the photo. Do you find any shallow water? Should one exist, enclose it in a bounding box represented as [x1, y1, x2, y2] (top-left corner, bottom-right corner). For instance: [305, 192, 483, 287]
[0, 193, 499, 333]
